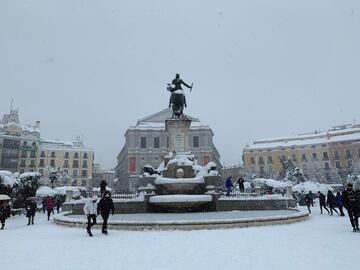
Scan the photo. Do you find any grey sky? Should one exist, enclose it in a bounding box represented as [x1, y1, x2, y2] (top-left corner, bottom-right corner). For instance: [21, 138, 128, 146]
[0, 0, 359, 168]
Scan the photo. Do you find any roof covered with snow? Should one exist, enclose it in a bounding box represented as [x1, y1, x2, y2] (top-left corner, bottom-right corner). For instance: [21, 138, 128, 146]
[245, 126, 360, 151]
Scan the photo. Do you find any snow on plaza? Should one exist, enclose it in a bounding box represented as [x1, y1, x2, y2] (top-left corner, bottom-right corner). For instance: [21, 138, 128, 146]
[0, 207, 358, 270]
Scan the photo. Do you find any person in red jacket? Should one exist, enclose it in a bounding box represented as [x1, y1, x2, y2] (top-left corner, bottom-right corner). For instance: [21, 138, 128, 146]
[45, 196, 55, 221]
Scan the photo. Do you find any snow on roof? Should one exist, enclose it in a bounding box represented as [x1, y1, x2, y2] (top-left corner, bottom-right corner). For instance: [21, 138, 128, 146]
[246, 127, 360, 151]
[40, 139, 93, 151]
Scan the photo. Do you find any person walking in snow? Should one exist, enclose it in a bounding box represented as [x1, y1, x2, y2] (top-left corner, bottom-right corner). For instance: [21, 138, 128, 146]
[336, 192, 345, 216]
[83, 195, 98, 237]
[327, 190, 339, 216]
[97, 191, 114, 235]
[237, 176, 245, 193]
[308, 191, 315, 206]
[0, 201, 11, 230]
[56, 197, 62, 214]
[25, 199, 37, 225]
[343, 183, 360, 232]
[317, 191, 330, 215]
[45, 196, 55, 221]
[100, 180, 108, 198]
[225, 176, 234, 197]
[304, 193, 313, 213]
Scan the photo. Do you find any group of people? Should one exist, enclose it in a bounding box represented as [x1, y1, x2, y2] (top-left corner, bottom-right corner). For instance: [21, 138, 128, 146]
[225, 176, 245, 196]
[83, 190, 114, 237]
[304, 183, 360, 232]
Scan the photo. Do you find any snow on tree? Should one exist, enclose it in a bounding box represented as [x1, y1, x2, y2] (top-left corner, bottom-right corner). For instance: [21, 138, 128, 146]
[46, 166, 74, 187]
[12, 172, 41, 208]
[302, 160, 326, 183]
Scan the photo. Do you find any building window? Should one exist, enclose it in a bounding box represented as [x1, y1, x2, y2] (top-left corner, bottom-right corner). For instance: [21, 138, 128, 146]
[64, 152, 69, 159]
[324, 162, 330, 170]
[21, 151, 27, 158]
[83, 153, 88, 159]
[166, 137, 169, 148]
[81, 170, 88, 177]
[259, 157, 264, 165]
[74, 152, 79, 159]
[291, 154, 296, 162]
[64, 160, 69, 168]
[140, 137, 147, 148]
[29, 160, 35, 168]
[154, 137, 160, 148]
[358, 148, 360, 158]
[39, 159, 45, 167]
[301, 154, 307, 162]
[312, 153, 317, 160]
[250, 157, 255, 165]
[323, 152, 329, 161]
[82, 160, 88, 168]
[32, 142, 36, 147]
[22, 141, 27, 147]
[193, 136, 199, 148]
[30, 151, 36, 158]
[267, 156, 273, 164]
[73, 170, 78, 177]
[20, 160, 26, 167]
[347, 160, 353, 169]
[334, 150, 340, 160]
[73, 160, 79, 168]
[51, 152, 56, 158]
[345, 149, 352, 159]
[40, 151, 45, 158]
[50, 159, 55, 167]
[20, 169, 25, 174]
[335, 161, 341, 169]
[39, 169, 44, 175]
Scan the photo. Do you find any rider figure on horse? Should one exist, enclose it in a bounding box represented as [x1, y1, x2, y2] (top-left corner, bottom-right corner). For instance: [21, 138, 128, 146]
[168, 73, 192, 108]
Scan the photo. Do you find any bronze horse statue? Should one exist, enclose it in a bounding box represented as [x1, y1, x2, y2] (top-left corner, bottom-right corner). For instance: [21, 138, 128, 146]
[168, 83, 187, 118]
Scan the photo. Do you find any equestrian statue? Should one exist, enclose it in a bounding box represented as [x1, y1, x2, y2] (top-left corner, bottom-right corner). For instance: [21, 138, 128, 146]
[167, 73, 193, 118]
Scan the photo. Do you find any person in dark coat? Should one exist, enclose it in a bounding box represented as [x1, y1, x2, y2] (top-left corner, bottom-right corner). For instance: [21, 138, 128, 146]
[0, 201, 11, 230]
[99, 180, 108, 198]
[317, 191, 330, 214]
[335, 192, 345, 216]
[237, 176, 245, 193]
[343, 183, 360, 232]
[56, 197, 62, 214]
[308, 191, 315, 206]
[304, 193, 313, 213]
[97, 191, 114, 234]
[225, 176, 234, 197]
[25, 199, 37, 225]
[327, 191, 339, 216]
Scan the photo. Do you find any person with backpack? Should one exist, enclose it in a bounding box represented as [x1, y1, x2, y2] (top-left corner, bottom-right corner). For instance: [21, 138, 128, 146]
[327, 190, 339, 216]
[97, 191, 114, 235]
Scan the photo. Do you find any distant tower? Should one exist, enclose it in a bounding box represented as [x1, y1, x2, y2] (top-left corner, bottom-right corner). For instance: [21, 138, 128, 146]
[1, 99, 19, 124]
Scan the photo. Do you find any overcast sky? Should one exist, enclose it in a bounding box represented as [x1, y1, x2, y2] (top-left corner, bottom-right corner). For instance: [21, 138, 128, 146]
[1, 0, 359, 168]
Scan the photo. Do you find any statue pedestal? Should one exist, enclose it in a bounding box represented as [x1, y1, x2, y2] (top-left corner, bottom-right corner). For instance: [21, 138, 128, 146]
[165, 118, 192, 153]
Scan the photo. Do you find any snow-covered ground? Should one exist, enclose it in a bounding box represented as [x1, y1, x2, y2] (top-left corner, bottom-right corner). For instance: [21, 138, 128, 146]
[0, 206, 358, 270]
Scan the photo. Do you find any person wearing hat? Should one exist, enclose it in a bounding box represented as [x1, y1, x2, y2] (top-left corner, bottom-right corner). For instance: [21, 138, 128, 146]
[97, 191, 114, 235]
[83, 195, 98, 237]
[343, 183, 360, 232]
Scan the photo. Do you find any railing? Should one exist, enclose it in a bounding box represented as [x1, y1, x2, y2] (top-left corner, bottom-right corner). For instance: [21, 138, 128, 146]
[220, 189, 261, 198]
[88, 190, 140, 200]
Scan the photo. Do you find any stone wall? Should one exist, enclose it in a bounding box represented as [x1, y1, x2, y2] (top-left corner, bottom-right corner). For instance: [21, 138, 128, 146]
[215, 198, 297, 211]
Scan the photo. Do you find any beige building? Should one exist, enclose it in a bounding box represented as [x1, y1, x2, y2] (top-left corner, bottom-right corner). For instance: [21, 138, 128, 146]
[243, 124, 360, 182]
[38, 139, 94, 186]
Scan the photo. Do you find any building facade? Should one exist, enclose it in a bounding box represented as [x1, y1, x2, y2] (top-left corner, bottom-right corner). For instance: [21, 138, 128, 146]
[0, 108, 94, 187]
[243, 124, 360, 182]
[92, 163, 116, 189]
[115, 108, 222, 190]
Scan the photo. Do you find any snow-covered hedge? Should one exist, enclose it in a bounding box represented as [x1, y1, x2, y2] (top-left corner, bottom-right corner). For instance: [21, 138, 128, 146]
[0, 170, 18, 187]
[293, 181, 334, 194]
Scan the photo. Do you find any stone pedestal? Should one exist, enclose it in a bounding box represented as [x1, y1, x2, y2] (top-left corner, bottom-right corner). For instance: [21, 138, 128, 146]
[165, 118, 192, 153]
[66, 190, 73, 202]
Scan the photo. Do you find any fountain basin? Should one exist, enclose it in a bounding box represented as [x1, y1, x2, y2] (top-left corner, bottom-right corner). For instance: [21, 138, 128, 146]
[154, 176, 206, 195]
[149, 194, 213, 212]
